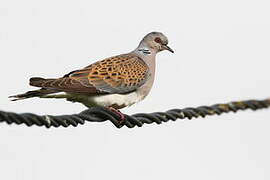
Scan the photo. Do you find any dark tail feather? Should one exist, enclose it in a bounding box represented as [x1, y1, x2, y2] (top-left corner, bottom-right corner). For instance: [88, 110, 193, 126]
[9, 88, 59, 101]
[29, 77, 47, 87]
[30, 77, 57, 87]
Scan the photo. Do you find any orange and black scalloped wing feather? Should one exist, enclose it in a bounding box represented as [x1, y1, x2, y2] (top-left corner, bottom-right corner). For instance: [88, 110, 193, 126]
[30, 54, 150, 94]
[29, 77, 102, 93]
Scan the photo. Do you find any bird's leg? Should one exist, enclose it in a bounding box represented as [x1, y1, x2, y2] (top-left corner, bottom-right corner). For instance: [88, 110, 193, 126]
[107, 107, 126, 125]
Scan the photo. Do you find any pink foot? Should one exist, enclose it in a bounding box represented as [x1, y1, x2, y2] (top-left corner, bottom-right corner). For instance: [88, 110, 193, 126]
[107, 107, 125, 124]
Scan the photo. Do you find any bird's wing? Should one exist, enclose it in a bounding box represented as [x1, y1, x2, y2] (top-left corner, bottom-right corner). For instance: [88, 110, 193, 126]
[31, 54, 150, 94]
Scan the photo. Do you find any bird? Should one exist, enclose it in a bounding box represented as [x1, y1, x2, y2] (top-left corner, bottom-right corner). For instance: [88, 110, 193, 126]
[9, 32, 174, 122]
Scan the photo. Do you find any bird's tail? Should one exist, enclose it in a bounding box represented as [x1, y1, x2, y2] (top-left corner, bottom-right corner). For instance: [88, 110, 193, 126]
[9, 88, 60, 101]
[29, 77, 56, 87]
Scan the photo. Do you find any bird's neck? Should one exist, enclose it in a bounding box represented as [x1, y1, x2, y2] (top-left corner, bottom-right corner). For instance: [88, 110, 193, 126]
[133, 42, 158, 56]
[132, 42, 157, 75]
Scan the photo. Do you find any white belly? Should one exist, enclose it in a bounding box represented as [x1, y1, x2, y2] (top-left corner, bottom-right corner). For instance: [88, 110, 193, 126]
[66, 91, 146, 109]
[90, 91, 145, 108]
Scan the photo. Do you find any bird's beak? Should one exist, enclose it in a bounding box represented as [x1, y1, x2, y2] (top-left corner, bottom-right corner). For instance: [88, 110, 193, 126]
[163, 45, 174, 53]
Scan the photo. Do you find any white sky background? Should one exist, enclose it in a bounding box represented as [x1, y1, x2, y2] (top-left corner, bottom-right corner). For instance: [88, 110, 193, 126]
[0, 0, 270, 179]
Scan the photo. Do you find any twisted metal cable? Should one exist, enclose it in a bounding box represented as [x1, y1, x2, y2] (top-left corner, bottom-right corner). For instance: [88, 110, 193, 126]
[1, 98, 270, 128]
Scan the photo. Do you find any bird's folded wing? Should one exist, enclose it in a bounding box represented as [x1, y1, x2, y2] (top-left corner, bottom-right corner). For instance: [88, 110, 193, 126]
[32, 54, 150, 94]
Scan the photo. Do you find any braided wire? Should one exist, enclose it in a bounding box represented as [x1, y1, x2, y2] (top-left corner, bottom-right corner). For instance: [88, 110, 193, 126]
[1, 98, 270, 128]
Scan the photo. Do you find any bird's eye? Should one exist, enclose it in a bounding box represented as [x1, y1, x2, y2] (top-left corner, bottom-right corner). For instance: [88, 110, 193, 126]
[154, 37, 162, 43]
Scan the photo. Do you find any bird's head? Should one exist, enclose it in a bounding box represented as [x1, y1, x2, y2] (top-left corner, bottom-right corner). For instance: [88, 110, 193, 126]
[140, 32, 174, 53]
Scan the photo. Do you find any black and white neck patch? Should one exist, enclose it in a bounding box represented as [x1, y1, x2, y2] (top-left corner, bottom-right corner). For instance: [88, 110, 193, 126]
[138, 48, 151, 55]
